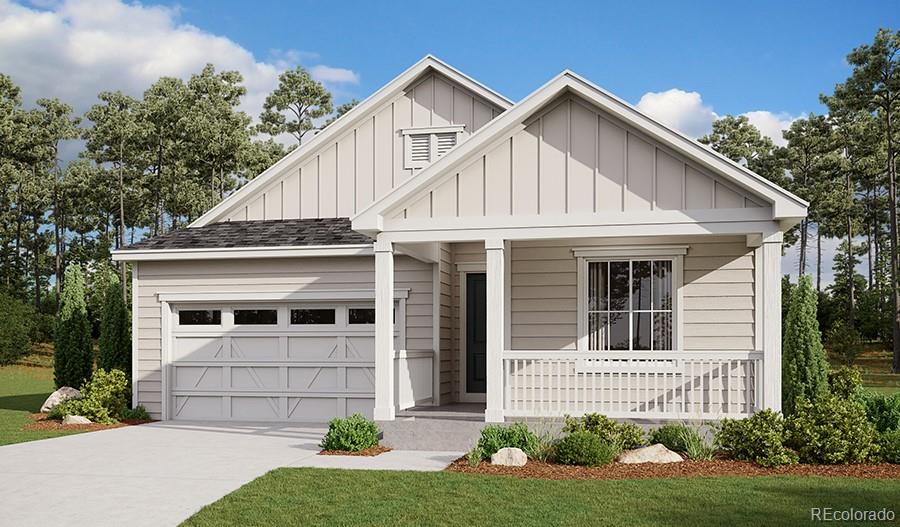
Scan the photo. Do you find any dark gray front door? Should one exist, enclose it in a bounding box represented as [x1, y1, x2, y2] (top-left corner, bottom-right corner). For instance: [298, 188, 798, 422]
[466, 273, 487, 393]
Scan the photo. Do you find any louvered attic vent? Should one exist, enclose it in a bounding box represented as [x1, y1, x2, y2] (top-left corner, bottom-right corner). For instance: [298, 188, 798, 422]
[402, 125, 465, 169]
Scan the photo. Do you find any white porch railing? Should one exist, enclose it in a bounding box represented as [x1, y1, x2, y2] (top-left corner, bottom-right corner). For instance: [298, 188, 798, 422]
[503, 351, 763, 420]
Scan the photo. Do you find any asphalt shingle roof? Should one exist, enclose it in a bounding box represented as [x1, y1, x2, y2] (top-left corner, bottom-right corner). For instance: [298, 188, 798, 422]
[123, 218, 372, 250]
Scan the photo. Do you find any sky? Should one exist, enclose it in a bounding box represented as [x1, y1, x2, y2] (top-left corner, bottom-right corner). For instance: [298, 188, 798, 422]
[1, 0, 898, 283]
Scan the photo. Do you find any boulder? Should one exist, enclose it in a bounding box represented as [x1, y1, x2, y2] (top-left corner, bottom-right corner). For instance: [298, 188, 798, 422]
[62, 415, 91, 425]
[40, 387, 81, 413]
[617, 444, 683, 464]
[491, 447, 528, 467]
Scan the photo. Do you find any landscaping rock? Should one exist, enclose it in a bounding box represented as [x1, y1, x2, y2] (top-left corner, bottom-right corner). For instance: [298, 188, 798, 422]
[491, 447, 527, 466]
[62, 415, 91, 425]
[617, 444, 683, 464]
[40, 387, 81, 413]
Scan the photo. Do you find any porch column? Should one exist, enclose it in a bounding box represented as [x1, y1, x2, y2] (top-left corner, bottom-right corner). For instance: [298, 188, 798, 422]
[374, 237, 395, 421]
[485, 239, 505, 422]
[761, 233, 783, 412]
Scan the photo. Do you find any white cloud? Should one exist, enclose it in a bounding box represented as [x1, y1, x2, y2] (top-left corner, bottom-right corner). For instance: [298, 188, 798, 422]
[0, 0, 358, 126]
[635, 89, 718, 138]
[742, 110, 797, 147]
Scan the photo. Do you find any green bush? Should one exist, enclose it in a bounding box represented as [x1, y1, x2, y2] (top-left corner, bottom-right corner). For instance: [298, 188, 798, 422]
[784, 394, 880, 464]
[122, 405, 150, 421]
[319, 414, 379, 452]
[54, 265, 93, 389]
[555, 431, 619, 466]
[716, 410, 798, 467]
[650, 423, 695, 452]
[859, 390, 900, 433]
[881, 429, 900, 464]
[782, 275, 829, 416]
[826, 319, 862, 366]
[681, 427, 716, 460]
[30, 312, 55, 344]
[475, 423, 540, 460]
[0, 291, 34, 365]
[828, 367, 863, 400]
[98, 277, 131, 376]
[563, 413, 644, 449]
[51, 368, 130, 424]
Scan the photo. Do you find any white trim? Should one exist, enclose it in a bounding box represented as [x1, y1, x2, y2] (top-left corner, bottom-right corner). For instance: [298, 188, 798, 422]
[112, 244, 373, 262]
[157, 289, 410, 303]
[400, 125, 466, 136]
[571, 245, 689, 258]
[160, 300, 172, 420]
[458, 269, 486, 403]
[455, 262, 486, 272]
[431, 262, 441, 406]
[130, 263, 139, 409]
[192, 55, 511, 228]
[484, 240, 505, 422]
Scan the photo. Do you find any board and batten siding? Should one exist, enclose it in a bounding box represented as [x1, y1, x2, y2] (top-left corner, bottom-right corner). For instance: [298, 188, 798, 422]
[134, 255, 434, 419]
[393, 95, 765, 220]
[216, 72, 503, 223]
[508, 235, 756, 352]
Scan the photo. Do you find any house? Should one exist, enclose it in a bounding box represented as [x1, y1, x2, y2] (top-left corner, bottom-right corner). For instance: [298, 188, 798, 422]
[112, 56, 807, 424]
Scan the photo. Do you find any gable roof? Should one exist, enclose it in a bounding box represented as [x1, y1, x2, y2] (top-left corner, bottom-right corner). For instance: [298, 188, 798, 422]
[191, 55, 513, 228]
[352, 70, 808, 232]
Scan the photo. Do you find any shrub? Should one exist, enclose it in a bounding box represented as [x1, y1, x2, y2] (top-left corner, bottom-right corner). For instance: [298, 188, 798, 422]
[827, 319, 862, 366]
[475, 423, 540, 460]
[563, 413, 644, 449]
[882, 429, 900, 464]
[51, 368, 129, 424]
[122, 405, 150, 421]
[784, 394, 880, 464]
[716, 409, 798, 467]
[0, 291, 34, 365]
[828, 366, 863, 400]
[98, 277, 131, 376]
[650, 423, 695, 453]
[466, 447, 484, 467]
[859, 390, 900, 433]
[681, 427, 716, 460]
[555, 431, 619, 466]
[782, 274, 828, 416]
[319, 414, 379, 452]
[54, 265, 93, 389]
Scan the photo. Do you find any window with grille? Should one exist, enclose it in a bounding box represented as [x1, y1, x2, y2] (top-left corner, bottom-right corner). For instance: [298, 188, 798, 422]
[402, 125, 465, 169]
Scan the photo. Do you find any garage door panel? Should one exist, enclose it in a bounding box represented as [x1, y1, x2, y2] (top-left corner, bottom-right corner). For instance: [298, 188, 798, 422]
[232, 367, 280, 389]
[174, 396, 223, 420]
[347, 398, 375, 419]
[288, 337, 340, 359]
[347, 368, 376, 391]
[288, 367, 338, 391]
[232, 397, 282, 420]
[287, 397, 342, 421]
[173, 337, 224, 362]
[173, 366, 224, 390]
[232, 337, 280, 360]
[347, 337, 375, 360]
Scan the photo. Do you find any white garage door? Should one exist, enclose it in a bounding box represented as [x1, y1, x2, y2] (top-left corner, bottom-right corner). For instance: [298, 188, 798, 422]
[168, 304, 379, 422]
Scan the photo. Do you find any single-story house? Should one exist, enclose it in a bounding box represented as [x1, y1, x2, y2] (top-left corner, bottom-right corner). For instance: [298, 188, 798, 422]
[113, 56, 807, 424]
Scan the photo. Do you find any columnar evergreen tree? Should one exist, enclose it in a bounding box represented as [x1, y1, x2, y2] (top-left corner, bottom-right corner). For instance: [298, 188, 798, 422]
[782, 274, 830, 415]
[54, 264, 93, 388]
[98, 275, 131, 377]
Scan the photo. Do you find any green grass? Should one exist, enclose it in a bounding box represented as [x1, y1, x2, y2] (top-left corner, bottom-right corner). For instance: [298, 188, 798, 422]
[829, 348, 900, 395]
[182, 468, 900, 527]
[0, 344, 89, 446]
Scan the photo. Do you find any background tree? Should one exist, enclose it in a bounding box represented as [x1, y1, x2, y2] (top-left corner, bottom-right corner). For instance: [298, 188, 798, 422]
[323, 99, 359, 127]
[0, 290, 34, 365]
[98, 275, 131, 377]
[782, 274, 829, 416]
[257, 66, 333, 144]
[54, 264, 93, 388]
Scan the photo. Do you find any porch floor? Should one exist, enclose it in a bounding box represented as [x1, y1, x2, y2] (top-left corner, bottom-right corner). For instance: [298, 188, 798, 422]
[396, 403, 485, 421]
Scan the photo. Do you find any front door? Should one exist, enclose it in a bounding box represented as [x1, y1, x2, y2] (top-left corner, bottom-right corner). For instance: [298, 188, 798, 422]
[466, 273, 487, 393]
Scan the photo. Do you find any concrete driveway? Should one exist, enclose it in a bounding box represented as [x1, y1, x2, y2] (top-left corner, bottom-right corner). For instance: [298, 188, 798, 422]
[0, 421, 326, 527]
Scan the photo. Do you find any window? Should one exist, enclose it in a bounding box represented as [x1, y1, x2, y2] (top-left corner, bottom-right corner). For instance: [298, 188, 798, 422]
[234, 309, 278, 325]
[402, 125, 465, 169]
[178, 309, 221, 325]
[290, 308, 335, 325]
[348, 308, 377, 325]
[586, 260, 673, 351]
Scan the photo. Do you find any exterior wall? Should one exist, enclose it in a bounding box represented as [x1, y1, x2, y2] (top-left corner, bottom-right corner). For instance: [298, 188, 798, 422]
[134, 255, 434, 419]
[392, 95, 765, 221]
[217, 72, 504, 223]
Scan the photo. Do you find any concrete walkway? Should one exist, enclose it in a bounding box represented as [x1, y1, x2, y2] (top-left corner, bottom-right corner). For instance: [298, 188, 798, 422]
[0, 421, 462, 527]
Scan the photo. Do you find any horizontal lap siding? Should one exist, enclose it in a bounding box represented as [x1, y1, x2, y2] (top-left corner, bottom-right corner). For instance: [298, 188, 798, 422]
[509, 236, 756, 352]
[136, 255, 434, 419]
[439, 244, 453, 401]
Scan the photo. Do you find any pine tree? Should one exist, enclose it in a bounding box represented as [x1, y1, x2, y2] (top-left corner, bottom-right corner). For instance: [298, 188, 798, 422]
[54, 264, 93, 388]
[782, 274, 829, 415]
[98, 274, 130, 377]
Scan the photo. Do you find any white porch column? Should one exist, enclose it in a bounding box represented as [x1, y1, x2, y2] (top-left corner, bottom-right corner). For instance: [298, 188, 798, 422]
[374, 237, 395, 421]
[485, 239, 505, 422]
[761, 233, 783, 412]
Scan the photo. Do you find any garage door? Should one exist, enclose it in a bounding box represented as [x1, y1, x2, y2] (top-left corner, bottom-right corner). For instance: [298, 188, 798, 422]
[168, 304, 377, 422]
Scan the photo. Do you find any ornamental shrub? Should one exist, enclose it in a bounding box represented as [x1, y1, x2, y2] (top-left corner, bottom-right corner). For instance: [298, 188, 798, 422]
[859, 390, 900, 433]
[650, 423, 695, 452]
[475, 423, 540, 460]
[0, 291, 34, 365]
[51, 368, 129, 424]
[54, 265, 93, 389]
[121, 405, 150, 421]
[716, 409, 797, 467]
[827, 366, 863, 400]
[98, 277, 131, 377]
[881, 429, 900, 464]
[784, 394, 880, 464]
[563, 413, 644, 449]
[319, 414, 380, 452]
[782, 274, 828, 416]
[555, 431, 618, 466]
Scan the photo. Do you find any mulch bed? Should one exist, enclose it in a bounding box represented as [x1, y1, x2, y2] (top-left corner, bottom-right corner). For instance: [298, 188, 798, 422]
[447, 457, 900, 480]
[23, 413, 153, 433]
[318, 445, 392, 456]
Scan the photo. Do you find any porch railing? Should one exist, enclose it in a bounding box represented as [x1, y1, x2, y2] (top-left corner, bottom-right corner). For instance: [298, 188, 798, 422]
[502, 351, 763, 420]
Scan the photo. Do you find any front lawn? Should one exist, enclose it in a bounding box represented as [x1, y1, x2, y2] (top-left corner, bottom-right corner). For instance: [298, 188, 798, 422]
[182, 468, 900, 527]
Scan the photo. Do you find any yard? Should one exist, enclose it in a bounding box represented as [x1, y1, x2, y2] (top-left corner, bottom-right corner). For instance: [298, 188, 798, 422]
[182, 468, 900, 527]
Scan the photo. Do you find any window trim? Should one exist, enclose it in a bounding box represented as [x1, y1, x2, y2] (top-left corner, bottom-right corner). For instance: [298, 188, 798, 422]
[575, 248, 685, 352]
[401, 125, 465, 169]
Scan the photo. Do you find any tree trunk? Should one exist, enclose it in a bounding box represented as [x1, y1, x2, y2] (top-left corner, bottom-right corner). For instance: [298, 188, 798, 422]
[118, 140, 127, 303]
[32, 215, 40, 310]
[887, 109, 900, 373]
[816, 227, 823, 292]
[847, 172, 856, 321]
[799, 219, 808, 275]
